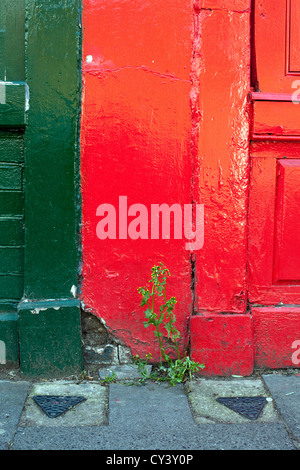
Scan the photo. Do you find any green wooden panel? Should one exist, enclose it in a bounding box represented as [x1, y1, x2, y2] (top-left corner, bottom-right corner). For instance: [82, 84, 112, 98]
[0, 0, 26, 127]
[0, 274, 23, 299]
[24, 0, 81, 299]
[0, 217, 23, 245]
[0, 0, 25, 82]
[0, 134, 24, 163]
[0, 191, 23, 216]
[16, 0, 83, 377]
[18, 301, 82, 376]
[0, 164, 22, 190]
[0, 2, 6, 82]
[0, 82, 27, 127]
[0, 247, 23, 273]
[0, 313, 19, 365]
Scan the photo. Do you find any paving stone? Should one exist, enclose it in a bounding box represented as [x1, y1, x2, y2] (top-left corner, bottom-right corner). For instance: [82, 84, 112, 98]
[187, 378, 279, 423]
[109, 382, 195, 429]
[0, 381, 30, 449]
[11, 422, 295, 450]
[19, 380, 107, 427]
[263, 374, 300, 441]
[0, 378, 296, 450]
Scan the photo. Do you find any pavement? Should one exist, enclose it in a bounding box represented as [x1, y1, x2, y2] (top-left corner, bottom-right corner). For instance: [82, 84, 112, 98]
[0, 365, 300, 452]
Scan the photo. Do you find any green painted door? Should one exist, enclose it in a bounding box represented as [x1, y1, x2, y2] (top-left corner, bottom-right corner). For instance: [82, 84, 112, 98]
[0, 1, 25, 316]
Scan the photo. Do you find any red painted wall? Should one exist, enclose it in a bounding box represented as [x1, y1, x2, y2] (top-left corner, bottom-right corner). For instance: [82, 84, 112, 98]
[80, 0, 300, 374]
[80, 0, 251, 365]
[80, 0, 195, 360]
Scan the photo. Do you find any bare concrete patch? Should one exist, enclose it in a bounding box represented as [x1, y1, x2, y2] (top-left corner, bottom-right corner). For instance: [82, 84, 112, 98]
[20, 381, 108, 427]
[187, 378, 280, 424]
[99, 364, 152, 381]
[81, 310, 133, 368]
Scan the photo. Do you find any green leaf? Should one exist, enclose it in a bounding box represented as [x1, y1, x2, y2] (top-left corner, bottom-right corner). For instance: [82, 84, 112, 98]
[144, 308, 153, 319]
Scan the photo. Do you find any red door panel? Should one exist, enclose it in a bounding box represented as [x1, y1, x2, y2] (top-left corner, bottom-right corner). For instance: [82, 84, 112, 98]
[289, 0, 300, 73]
[248, 153, 277, 297]
[255, 0, 300, 93]
[274, 159, 300, 283]
[248, 144, 300, 305]
[249, 1, 300, 308]
[253, 101, 300, 137]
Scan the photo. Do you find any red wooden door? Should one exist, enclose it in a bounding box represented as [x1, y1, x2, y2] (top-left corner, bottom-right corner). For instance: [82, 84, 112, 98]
[249, 0, 300, 367]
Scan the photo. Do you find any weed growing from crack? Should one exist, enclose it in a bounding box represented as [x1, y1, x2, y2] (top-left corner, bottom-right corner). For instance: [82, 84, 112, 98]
[137, 263, 205, 386]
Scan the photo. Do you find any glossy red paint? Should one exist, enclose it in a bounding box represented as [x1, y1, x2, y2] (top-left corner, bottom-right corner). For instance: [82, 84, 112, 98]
[190, 314, 253, 376]
[80, 0, 300, 373]
[249, 0, 300, 305]
[248, 143, 300, 305]
[199, 0, 250, 10]
[193, 5, 251, 314]
[255, 0, 300, 93]
[80, 0, 194, 360]
[253, 308, 300, 369]
[248, 0, 300, 371]
[289, 0, 300, 73]
[80, 0, 252, 362]
[251, 92, 298, 101]
[273, 160, 300, 282]
[253, 101, 300, 136]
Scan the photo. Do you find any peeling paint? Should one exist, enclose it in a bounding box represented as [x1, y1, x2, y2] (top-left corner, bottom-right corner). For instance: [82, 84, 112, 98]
[30, 306, 60, 314]
[31, 308, 47, 315]
[0, 340, 6, 365]
[25, 83, 30, 111]
[70, 285, 77, 298]
[0, 82, 6, 104]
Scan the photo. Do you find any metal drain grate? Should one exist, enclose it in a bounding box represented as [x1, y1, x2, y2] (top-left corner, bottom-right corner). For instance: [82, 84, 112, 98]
[216, 396, 267, 420]
[33, 395, 86, 418]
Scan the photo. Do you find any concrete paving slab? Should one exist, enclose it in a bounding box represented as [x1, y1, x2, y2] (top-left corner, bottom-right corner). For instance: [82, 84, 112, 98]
[19, 380, 108, 427]
[262, 374, 300, 441]
[1, 378, 295, 450]
[11, 422, 295, 450]
[109, 382, 195, 429]
[0, 381, 30, 449]
[187, 378, 279, 423]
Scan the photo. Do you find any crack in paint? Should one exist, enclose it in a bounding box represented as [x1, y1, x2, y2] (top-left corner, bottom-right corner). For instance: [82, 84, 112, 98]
[189, 1, 204, 315]
[200, 7, 250, 14]
[84, 65, 191, 83]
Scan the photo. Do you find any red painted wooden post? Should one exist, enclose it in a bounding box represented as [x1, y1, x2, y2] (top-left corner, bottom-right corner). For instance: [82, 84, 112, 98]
[189, 1, 253, 374]
[192, 1, 251, 315]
